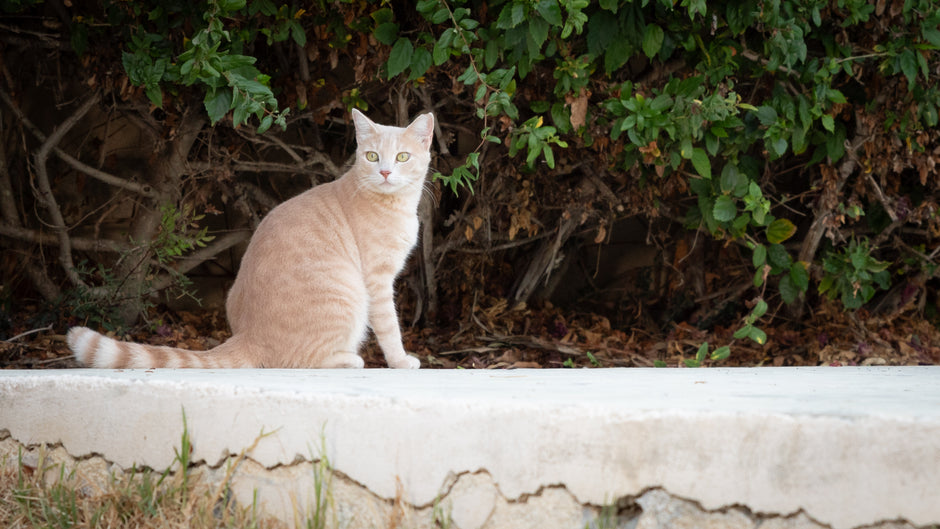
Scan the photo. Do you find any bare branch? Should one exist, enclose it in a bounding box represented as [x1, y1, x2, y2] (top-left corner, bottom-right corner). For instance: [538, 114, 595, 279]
[0, 129, 60, 300]
[0, 222, 129, 252]
[232, 128, 342, 178]
[0, 87, 159, 198]
[33, 92, 101, 289]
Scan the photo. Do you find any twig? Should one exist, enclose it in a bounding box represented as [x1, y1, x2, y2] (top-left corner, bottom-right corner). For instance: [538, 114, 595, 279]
[797, 123, 870, 266]
[0, 127, 61, 300]
[866, 173, 897, 221]
[4, 324, 54, 343]
[0, 87, 159, 198]
[32, 92, 102, 291]
[0, 222, 129, 252]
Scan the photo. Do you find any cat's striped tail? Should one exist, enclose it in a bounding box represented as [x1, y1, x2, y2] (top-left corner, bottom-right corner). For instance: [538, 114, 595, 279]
[67, 326, 254, 368]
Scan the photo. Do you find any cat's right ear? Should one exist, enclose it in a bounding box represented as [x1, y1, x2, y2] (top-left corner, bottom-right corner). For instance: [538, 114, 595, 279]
[351, 109, 378, 142]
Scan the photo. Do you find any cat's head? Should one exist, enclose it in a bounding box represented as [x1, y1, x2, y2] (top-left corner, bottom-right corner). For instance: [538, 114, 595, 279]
[351, 109, 434, 195]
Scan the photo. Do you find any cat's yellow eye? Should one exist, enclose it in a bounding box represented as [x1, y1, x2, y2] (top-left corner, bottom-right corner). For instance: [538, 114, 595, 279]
[396, 152, 411, 162]
[365, 151, 379, 162]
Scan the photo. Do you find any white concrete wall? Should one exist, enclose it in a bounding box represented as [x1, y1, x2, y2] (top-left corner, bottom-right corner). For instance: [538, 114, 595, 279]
[1, 367, 938, 528]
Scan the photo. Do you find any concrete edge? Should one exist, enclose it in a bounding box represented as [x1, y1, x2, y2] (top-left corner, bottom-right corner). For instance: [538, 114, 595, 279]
[1, 367, 938, 529]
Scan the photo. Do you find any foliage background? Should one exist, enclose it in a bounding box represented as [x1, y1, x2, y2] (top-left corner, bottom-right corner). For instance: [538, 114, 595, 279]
[1, 0, 939, 367]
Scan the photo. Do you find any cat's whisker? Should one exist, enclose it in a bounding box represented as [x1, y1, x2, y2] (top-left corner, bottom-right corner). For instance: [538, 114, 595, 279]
[421, 180, 440, 207]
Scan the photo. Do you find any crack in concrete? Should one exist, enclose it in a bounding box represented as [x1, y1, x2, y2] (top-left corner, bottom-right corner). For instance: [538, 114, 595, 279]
[0, 436, 928, 529]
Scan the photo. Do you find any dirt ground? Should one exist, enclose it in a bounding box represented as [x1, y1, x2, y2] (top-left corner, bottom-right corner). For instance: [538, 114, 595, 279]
[3, 295, 938, 370]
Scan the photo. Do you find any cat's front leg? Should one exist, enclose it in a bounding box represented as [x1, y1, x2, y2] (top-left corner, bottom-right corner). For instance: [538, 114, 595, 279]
[368, 283, 421, 369]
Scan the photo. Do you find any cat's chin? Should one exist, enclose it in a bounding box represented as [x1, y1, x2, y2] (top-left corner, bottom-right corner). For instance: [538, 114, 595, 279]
[367, 177, 413, 195]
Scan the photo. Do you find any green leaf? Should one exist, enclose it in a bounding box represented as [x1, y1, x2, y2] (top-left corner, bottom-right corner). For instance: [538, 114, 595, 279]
[204, 88, 233, 125]
[767, 243, 792, 269]
[434, 28, 456, 65]
[753, 267, 765, 288]
[144, 84, 163, 108]
[695, 342, 709, 362]
[542, 144, 555, 168]
[711, 346, 731, 361]
[408, 47, 433, 80]
[256, 114, 274, 135]
[290, 20, 306, 47]
[536, 0, 563, 26]
[827, 88, 847, 104]
[720, 164, 748, 197]
[752, 298, 768, 319]
[768, 136, 788, 157]
[232, 101, 249, 128]
[821, 114, 835, 132]
[713, 195, 737, 222]
[604, 39, 633, 74]
[528, 16, 550, 52]
[371, 6, 395, 24]
[733, 325, 752, 340]
[899, 49, 918, 87]
[752, 244, 767, 268]
[779, 274, 799, 304]
[923, 25, 940, 47]
[587, 14, 616, 57]
[790, 261, 810, 291]
[748, 326, 767, 345]
[690, 148, 711, 179]
[755, 105, 778, 126]
[217, 0, 245, 12]
[430, 7, 450, 24]
[766, 218, 797, 244]
[841, 289, 864, 310]
[374, 22, 399, 46]
[642, 24, 665, 59]
[387, 38, 414, 79]
[684, 358, 701, 368]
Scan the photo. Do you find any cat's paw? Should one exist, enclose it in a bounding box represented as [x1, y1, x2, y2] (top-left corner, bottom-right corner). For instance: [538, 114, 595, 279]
[388, 354, 421, 369]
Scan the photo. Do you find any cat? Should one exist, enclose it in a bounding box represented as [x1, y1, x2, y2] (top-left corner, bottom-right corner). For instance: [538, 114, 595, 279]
[67, 109, 433, 369]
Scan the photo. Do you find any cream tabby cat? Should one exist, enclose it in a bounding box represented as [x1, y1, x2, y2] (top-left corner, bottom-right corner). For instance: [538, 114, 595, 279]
[67, 109, 433, 369]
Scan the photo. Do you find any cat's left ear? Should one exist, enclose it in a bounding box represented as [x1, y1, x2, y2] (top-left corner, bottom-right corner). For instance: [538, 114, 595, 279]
[407, 113, 435, 150]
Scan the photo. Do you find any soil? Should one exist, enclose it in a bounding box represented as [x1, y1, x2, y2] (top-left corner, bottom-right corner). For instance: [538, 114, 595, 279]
[2, 297, 938, 370]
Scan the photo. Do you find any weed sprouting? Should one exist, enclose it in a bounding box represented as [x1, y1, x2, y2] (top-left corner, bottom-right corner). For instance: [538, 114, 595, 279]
[303, 430, 335, 529]
[1, 415, 460, 529]
[1, 412, 284, 529]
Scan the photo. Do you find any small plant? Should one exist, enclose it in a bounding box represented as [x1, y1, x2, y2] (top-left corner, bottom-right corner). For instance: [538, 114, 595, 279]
[152, 203, 215, 266]
[819, 238, 891, 309]
[1, 412, 283, 529]
[432, 496, 454, 529]
[587, 501, 620, 529]
[303, 429, 335, 529]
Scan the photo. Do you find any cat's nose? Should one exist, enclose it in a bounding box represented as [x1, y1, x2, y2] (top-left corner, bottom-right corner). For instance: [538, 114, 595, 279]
[380, 170, 391, 180]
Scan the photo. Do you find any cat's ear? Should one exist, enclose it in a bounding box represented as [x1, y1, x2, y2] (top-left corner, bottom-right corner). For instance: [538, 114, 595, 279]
[351, 109, 378, 142]
[406, 113, 435, 150]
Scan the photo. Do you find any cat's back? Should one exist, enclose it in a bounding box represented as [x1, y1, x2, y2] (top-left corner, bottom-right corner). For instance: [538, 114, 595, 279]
[255, 180, 345, 239]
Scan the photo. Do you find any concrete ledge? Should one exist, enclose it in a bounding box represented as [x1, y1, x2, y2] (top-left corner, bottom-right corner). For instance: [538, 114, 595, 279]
[1, 367, 938, 528]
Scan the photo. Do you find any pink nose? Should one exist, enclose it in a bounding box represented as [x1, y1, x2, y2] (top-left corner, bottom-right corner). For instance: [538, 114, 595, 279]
[380, 170, 391, 180]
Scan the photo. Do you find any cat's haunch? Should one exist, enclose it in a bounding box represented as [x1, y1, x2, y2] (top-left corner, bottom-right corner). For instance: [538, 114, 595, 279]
[68, 110, 433, 369]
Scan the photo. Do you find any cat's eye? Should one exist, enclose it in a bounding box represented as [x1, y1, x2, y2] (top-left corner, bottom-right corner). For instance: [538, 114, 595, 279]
[365, 151, 379, 162]
[396, 152, 411, 162]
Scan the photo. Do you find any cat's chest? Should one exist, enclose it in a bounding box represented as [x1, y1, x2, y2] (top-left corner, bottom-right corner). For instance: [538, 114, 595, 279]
[364, 216, 418, 260]
[369, 219, 418, 256]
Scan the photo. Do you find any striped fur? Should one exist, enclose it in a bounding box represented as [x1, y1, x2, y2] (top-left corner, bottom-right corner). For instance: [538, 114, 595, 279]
[68, 110, 433, 369]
